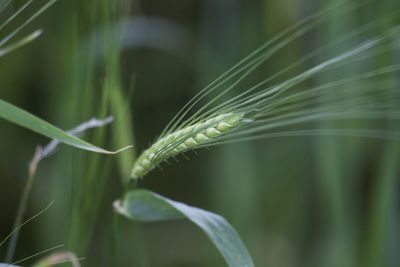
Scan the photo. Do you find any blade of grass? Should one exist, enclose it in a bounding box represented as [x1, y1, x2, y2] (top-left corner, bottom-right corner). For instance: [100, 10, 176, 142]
[109, 78, 136, 185]
[363, 140, 400, 267]
[0, 99, 130, 154]
[11, 244, 64, 266]
[3, 117, 114, 262]
[0, 201, 54, 248]
[316, 2, 360, 266]
[114, 189, 255, 267]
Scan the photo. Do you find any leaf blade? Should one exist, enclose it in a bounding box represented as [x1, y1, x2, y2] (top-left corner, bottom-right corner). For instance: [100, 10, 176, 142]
[0, 99, 129, 154]
[115, 190, 255, 267]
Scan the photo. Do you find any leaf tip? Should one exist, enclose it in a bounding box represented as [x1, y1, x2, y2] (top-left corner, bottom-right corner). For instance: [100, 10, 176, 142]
[110, 145, 134, 154]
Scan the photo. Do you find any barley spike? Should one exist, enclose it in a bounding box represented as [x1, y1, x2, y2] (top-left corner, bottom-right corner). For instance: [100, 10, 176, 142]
[131, 112, 244, 179]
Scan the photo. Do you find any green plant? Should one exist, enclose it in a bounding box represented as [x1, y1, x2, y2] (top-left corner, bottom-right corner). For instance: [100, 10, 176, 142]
[1, 0, 399, 266]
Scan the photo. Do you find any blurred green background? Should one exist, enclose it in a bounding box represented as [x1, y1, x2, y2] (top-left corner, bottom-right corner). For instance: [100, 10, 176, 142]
[0, 0, 399, 266]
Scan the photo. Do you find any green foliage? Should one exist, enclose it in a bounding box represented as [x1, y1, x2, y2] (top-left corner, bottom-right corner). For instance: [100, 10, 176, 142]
[1, 0, 400, 266]
[0, 99, 129, 154]
[115, 190, 255, 267]
[0, 0, 129, 155]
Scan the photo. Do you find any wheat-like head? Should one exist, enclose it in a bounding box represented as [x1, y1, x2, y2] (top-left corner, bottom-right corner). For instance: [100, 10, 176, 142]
[131, 112, 245, 179]
[131, 1, 400, 180]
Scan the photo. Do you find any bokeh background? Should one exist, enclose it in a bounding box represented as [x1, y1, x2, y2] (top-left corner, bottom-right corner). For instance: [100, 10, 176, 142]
[0, 0, 399, 266]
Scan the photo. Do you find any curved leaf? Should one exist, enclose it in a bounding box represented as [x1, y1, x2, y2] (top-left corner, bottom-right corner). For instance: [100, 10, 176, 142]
[114, 190, 255, 267]
[0, 99, 130, 154]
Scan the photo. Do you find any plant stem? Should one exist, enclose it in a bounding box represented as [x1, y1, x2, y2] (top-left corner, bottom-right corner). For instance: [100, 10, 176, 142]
[4, 117, 113, 262]
[5, 147, 41, 263]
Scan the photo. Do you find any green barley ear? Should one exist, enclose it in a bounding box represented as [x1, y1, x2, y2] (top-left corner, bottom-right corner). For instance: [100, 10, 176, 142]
[131, 2, 400, 180]
[131, 112, 246, 179]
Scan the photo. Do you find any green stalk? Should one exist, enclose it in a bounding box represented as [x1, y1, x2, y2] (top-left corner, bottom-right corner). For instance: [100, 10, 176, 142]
[363, 14, 400, 263]
[4, 117, 113, 263]
[316, 1, 360, 266]
[4, 148, 40, 263]
[364, 140, 400, 267]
